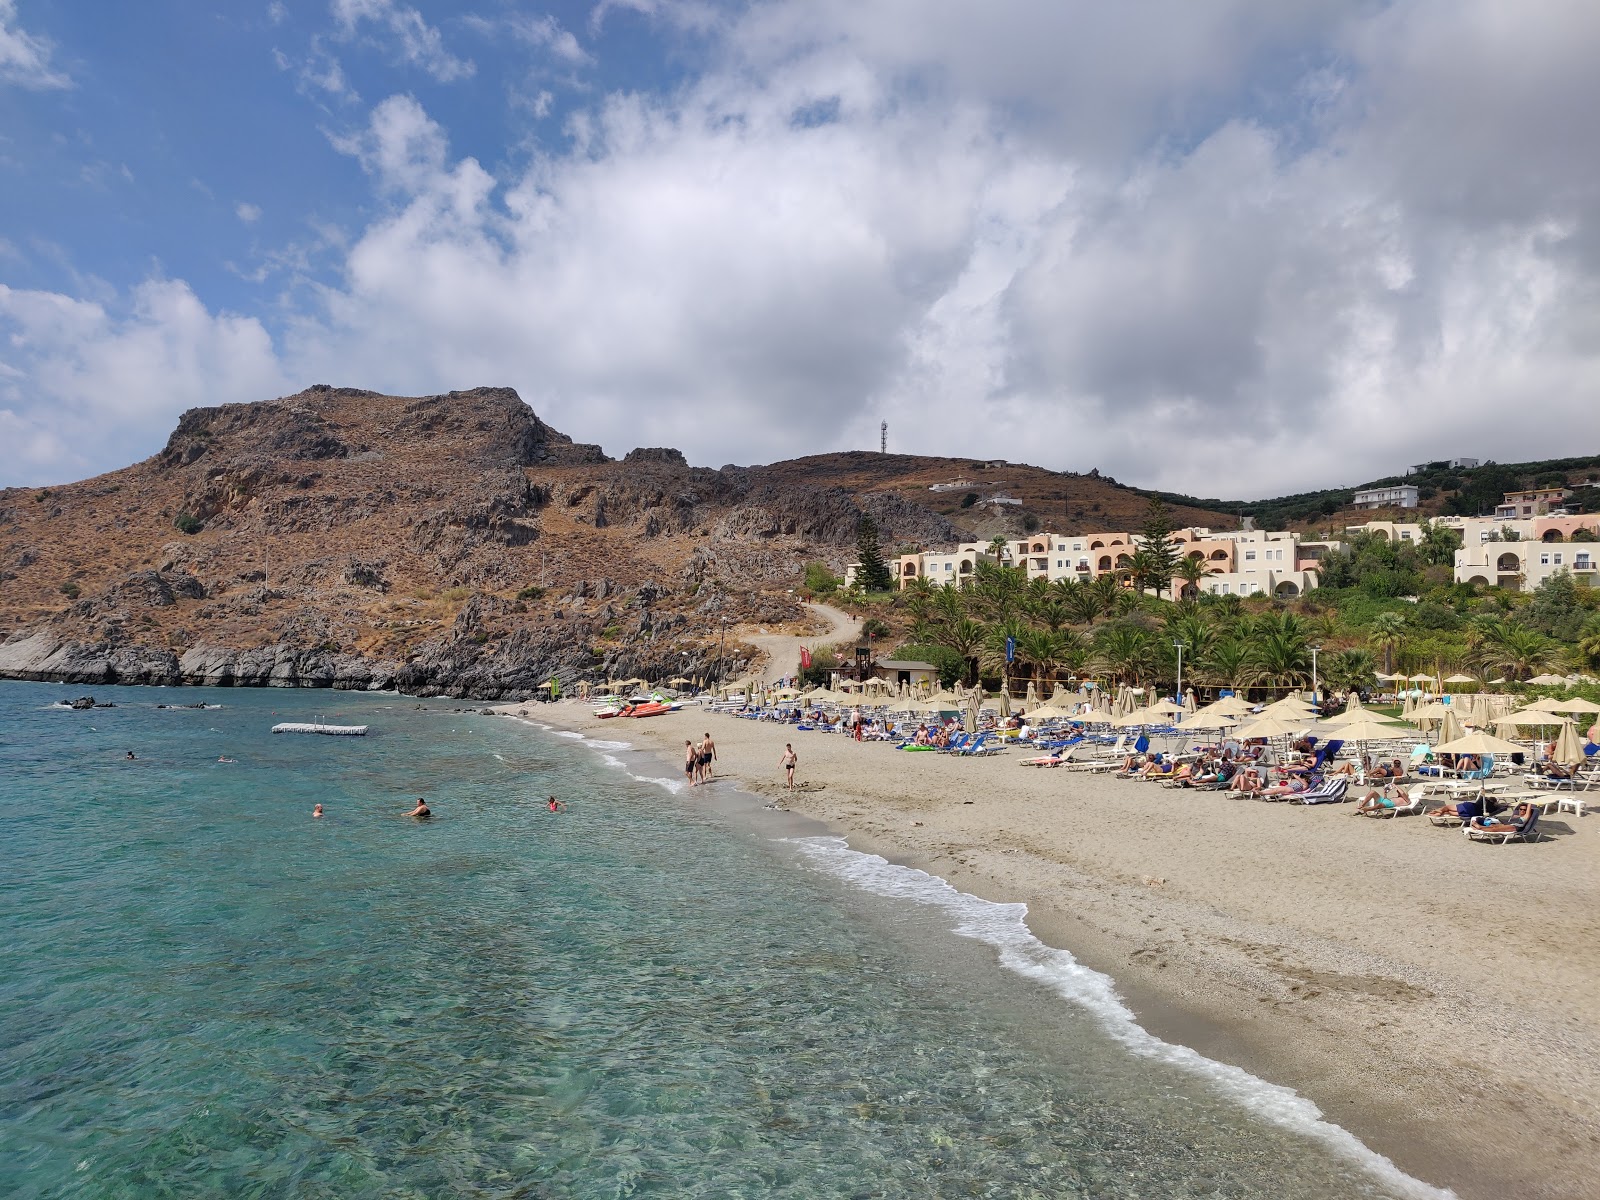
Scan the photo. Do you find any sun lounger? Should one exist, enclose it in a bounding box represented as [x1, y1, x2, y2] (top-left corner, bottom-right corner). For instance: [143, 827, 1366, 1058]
[1359, 787, 1425, 818]
[1289, 777, 1350, 806]
[1465, 808, 1542, 844]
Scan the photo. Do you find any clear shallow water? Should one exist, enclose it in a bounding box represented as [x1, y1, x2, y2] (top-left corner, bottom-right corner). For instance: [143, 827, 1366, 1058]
[0, 683, 1447, 1199]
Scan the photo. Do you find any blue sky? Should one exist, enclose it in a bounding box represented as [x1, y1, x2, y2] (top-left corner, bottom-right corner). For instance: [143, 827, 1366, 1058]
[3, 1, 1598, 493]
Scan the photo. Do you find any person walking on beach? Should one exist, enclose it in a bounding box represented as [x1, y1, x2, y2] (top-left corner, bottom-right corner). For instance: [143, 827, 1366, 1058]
[403, 797, 432, 820]
[779, 743, 798, 789]
[684, 739, 698, 786]
[700, 732, 718, 781]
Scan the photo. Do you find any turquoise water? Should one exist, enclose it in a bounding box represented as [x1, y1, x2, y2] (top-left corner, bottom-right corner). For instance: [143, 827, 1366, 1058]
[0, 682, 1444, 1198]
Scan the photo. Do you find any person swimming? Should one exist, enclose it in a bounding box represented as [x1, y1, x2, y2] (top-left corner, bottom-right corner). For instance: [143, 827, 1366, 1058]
[403, 798, 431, 820]
[547, 795, 566, 813]
[125, 750, 136, 760]
[217, 755, 235, 763]
[312, 803, 324, 818]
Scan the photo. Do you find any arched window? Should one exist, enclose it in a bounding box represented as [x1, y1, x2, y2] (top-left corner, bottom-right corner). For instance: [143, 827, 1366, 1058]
[1496, 552, 1520, 573]
[1097, 556, 1112, 571]
[1209, 549, 1229, 561]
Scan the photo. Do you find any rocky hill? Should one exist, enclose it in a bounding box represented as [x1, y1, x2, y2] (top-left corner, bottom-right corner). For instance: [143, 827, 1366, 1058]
[0, 385, 1232, 698]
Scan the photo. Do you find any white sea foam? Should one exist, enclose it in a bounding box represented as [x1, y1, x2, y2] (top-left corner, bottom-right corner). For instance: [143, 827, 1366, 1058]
[788, 835, 1456, 1200]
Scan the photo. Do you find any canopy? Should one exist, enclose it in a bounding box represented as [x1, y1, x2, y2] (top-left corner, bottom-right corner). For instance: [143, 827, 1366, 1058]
[1433, 731, 1528, 757]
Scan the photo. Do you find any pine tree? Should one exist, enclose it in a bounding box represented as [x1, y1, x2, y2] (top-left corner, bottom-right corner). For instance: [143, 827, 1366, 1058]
[855, 515, 894, 592]
[1139, 498, 1180, 598]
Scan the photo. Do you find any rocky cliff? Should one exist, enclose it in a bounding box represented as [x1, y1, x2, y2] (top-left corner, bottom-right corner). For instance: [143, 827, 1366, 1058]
[0, 384, 1229, 699]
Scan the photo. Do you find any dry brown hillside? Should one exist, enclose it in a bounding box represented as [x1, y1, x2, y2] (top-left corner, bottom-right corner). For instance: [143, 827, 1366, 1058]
[0, 385, 1231, 697]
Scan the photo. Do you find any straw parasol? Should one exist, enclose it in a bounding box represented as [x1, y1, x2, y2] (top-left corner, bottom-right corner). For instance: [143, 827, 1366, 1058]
[1025, 680, 1039, 708]
[1553, 719, 1589, 766]
[964, 686, 981, 734]
[999, 680, 1012, 720]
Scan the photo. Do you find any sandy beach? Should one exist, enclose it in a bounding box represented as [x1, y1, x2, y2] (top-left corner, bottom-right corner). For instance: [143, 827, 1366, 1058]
[501, 699, 1600, 1200]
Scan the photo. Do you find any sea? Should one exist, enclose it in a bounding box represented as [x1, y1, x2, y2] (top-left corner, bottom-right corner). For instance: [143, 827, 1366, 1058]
[0, 681, 1454, 1199]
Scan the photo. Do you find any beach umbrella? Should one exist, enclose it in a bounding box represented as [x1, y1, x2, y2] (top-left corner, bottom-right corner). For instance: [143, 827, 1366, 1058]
[1025, 680, 1039, 708]
[1527, 673, 1568, 686]
[1553, 719, 1588, 766]
[1433, 731, 1529, 758]
[1025, 702, 1076, 722]
[1528, 696, 1568, 712]
[1542, 696, 1599, 714]
[1184, 687, 1197, 714]
[1409, 673, 1435, 686]
[1324, 707, 1406, 729]
[1147, 698, 1186, 715]
[1179, 710, 1242, 731]
[1437, 709, 1466, 746]
[964, 686, 981, 735]
[1345, 692, 1365, 711]
[1408, 700, 1451, 727]
[1443, 674, 1478, 691]
[1261, 697, 1317, 718]
[1233, 714, 1314, 740]
[1329, 716, 1416, 745]
[999, 680, 1012, 720]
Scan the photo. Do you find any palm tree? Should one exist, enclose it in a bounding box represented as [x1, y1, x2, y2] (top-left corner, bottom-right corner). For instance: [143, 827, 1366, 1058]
[1368, 611, 1406, 676]
[1475, 623, 1559, 682]
[1174, 556, 1207, 598]
[980, 617, 1032, 678]
[1202, 637, 1251, 693]
[1246, 627, 1311, 695]
[1093, 623, 1158, 686]
[1062, 583, 1107, 627]
[1164, 608, 1217, 669]
[1322, 648, 1377, 695]
[935, 618, 987, 683]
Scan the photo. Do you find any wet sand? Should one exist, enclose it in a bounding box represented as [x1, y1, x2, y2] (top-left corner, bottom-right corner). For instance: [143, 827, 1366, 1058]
[501, 701, 1600, 1199]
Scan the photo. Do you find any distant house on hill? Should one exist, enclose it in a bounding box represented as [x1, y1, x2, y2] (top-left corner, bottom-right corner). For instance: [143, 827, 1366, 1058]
[1352, 484, 1419, 510]
[1495, 488, 1571, 519]
[1409, 458, 1479, 473]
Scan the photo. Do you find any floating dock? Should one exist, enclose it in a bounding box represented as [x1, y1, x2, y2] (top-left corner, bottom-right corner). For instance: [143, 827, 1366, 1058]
[271, 722, 368, 736]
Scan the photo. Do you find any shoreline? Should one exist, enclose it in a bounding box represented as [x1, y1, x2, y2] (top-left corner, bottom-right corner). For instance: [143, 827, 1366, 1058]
[504, 699, 1600, 1200]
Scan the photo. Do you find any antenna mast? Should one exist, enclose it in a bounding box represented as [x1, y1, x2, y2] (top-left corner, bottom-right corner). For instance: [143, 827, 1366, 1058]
[880, 420, 887, 454]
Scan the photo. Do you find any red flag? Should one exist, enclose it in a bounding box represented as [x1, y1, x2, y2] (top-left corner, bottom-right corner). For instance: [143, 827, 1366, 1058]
[799, 647, 812, 669]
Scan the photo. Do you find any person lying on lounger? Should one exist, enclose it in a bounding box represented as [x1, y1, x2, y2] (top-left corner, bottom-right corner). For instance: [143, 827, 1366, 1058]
[1532, 761, 1573, 779]
[1354, 785, 1410, 815]
[1469, 802, 1535, 833]
[1140, 756, 1176, 779]
[1259, 775, 1310, 798]
[1229, 766, 1264, 794]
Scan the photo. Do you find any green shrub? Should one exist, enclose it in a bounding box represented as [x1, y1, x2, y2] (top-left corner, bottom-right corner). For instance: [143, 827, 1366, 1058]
[174, 511, 204, 535]
[516, 585, 546, 601]
[804, 562, 841, 594]
[960, 492, 978, 509]
[439, 586, 471, 602]
[59, 581, 80, 599]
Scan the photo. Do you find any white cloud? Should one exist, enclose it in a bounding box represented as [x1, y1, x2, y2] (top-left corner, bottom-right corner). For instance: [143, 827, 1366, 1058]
[330, 0, 473, 83]
[5, 0, 1600, 498]
[0, 281, 287, 484]
[236, 202, 263, 223]
[0, 0, 70, 89]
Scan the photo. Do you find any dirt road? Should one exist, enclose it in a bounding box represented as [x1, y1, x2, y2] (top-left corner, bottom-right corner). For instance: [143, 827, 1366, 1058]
[743, 603, 862, 683]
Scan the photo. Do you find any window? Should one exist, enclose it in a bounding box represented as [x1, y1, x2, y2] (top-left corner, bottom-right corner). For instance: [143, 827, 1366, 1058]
[1554, 552, 1563, 565]
[1576, 554, 1592, 569]
[1540, 554, 1550, 566]
[1245, 550, 1256, 561]
[1219, 583, 1230, 594]
[1400, 531, 1412, 539]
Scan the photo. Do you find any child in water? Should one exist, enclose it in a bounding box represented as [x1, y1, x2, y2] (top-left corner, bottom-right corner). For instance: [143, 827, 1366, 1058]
[547, 796, 566, 813]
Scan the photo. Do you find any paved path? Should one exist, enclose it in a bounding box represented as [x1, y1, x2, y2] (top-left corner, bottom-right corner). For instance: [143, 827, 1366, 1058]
[744, 603, 862, 684]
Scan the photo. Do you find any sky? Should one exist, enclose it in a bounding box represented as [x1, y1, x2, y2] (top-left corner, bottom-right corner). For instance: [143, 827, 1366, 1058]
[1, 1, 1597, 497]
